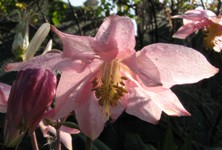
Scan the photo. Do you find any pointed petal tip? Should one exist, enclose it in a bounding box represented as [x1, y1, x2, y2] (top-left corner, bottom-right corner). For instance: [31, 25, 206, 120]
[213, 67, 219, 75]
[50, 25, 63, 37]
[172, 33, 187, 39]
[179, 110, 191, 116]
[169, 109, 191, 117]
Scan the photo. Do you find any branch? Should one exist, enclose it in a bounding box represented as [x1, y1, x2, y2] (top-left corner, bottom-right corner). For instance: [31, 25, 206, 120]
[67, 0, 83, 35]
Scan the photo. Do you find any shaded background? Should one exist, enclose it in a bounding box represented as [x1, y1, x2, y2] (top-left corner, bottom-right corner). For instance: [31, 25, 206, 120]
[0, 0, 222, 149]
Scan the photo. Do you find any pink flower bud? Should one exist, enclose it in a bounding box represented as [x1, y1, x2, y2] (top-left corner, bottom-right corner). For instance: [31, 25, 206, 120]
[4, 68, 56, 147]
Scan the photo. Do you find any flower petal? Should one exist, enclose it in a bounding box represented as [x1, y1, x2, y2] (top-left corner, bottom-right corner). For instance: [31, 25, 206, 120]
[123, 74, 162, 124]
[39, 122, 79, 150]
[75, 92, 108, 140]
[94, 15, 135, 61]
[172, 10, 216, 39]
[145, 86, 190, 116]
[4, 51, 63, 72]
[51, 26, 96, 62]
[60, 125, 80, 134]
[213, 36, 222, 52]
[0, 83, 11, 113]
[172, 23, 199, 39]
[140, 43, 218, 88]
[172, 10, 215, 21]
[122, 53, 162, 87]
[50, 60, 102, 119]
[25, 23, 50, 61]
[125, 85, 162, 124]
[110, 101, 125, 120]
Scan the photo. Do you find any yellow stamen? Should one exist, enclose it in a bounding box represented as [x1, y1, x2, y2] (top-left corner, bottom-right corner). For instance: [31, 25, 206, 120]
[91, 60, 128, 116]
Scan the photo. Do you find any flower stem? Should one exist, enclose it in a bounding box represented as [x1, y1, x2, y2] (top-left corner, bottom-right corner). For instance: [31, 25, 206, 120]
[56, 127, 61, 150]
[85, 137, 92, 150]
[30, 132, 39, 150]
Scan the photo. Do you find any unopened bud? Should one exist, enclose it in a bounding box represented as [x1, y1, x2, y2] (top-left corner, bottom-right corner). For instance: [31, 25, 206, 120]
[4, 68, 56, 147]
[12, 20, 29, 60]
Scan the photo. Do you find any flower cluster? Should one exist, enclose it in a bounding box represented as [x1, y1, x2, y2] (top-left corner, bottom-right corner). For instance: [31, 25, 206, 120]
[0, 15, 219, 149]
[172, 9, 222, 52]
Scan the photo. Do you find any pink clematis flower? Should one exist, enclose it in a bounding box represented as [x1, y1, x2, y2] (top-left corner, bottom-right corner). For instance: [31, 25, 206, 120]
[172, 9, 222, 52]
[48, 15, 218, 139]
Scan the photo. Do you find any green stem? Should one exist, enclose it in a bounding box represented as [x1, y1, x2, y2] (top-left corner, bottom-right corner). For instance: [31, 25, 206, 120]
[85, 137, 92, 150]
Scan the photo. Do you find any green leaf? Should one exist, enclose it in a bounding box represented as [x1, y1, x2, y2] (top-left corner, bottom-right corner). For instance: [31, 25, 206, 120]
[52, 11, 61, 26]
[180, 134, 192, 150]
[161, 123, 177, 150]
[59, 121, 79, 129]
[93, 139, 111, 150]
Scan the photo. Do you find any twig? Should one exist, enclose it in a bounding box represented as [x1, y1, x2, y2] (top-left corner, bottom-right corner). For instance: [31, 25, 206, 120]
[148, 0, 158, 42]
[216, 0, 221, 16]
[67, 0, 83, 35]
[200, 0, 206, 10]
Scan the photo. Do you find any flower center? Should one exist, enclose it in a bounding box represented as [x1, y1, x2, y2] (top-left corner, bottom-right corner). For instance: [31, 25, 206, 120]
[91, 60, 128, 116]
[204, 23, 222, 49]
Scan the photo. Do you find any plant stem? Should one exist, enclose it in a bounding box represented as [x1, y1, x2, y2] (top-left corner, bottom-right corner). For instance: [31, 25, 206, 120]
[30, 132, 39, 150]
[56, 127, 61, 150]
[85, 137, 92, 150]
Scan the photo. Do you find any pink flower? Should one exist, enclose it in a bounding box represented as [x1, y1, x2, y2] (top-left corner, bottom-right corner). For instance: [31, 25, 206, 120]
[48, 15, 218, 139]
[172, 9, 222, 52]
[39, 121, 80, 150]
[4, 68, 56, 147]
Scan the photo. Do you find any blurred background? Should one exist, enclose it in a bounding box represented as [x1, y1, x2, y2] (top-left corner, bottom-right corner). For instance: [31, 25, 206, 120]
[0, 0, 222, 150]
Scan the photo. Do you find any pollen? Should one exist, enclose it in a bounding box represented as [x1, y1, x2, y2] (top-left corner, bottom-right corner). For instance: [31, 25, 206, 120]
[91, 60, 128, 116]
[204, 23, 222, 50]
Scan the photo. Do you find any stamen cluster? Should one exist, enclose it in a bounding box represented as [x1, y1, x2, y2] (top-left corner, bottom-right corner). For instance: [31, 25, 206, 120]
[91, 60, 128, 116]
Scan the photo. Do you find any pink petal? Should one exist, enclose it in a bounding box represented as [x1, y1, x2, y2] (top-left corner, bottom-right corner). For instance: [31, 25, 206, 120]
[122, 74, 162, 124]
[75, 92, 108, 140]
[172, 23, 199, 39]
[39, 122, 79, 150]
[3, 62, 22, 72]
[94, 15, 135, 61]
[173, 20, 208, 39]
[201, 10, 217, 18]
[172, 10, 215, 21]
[0, 83, 11, 113]
[140, 43, 218, 88]
[122, 53, 162, 87]
[172, 10, 215, 39]
[51, 60, 102, 119]
[213, 36, 222, 52]
[110, 101, 125, 120]
[4, 51, 63, 72]
[145, 86, 190, 116]
[51, 26, 96, 62]
[60, 125, 80, 134]
[125, 85, 162, 124]
[59, 126, 80, 150]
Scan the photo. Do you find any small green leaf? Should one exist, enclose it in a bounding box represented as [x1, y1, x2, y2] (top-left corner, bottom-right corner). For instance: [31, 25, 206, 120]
[161, 123, 177, 150]
[59, 121, 79, 129]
